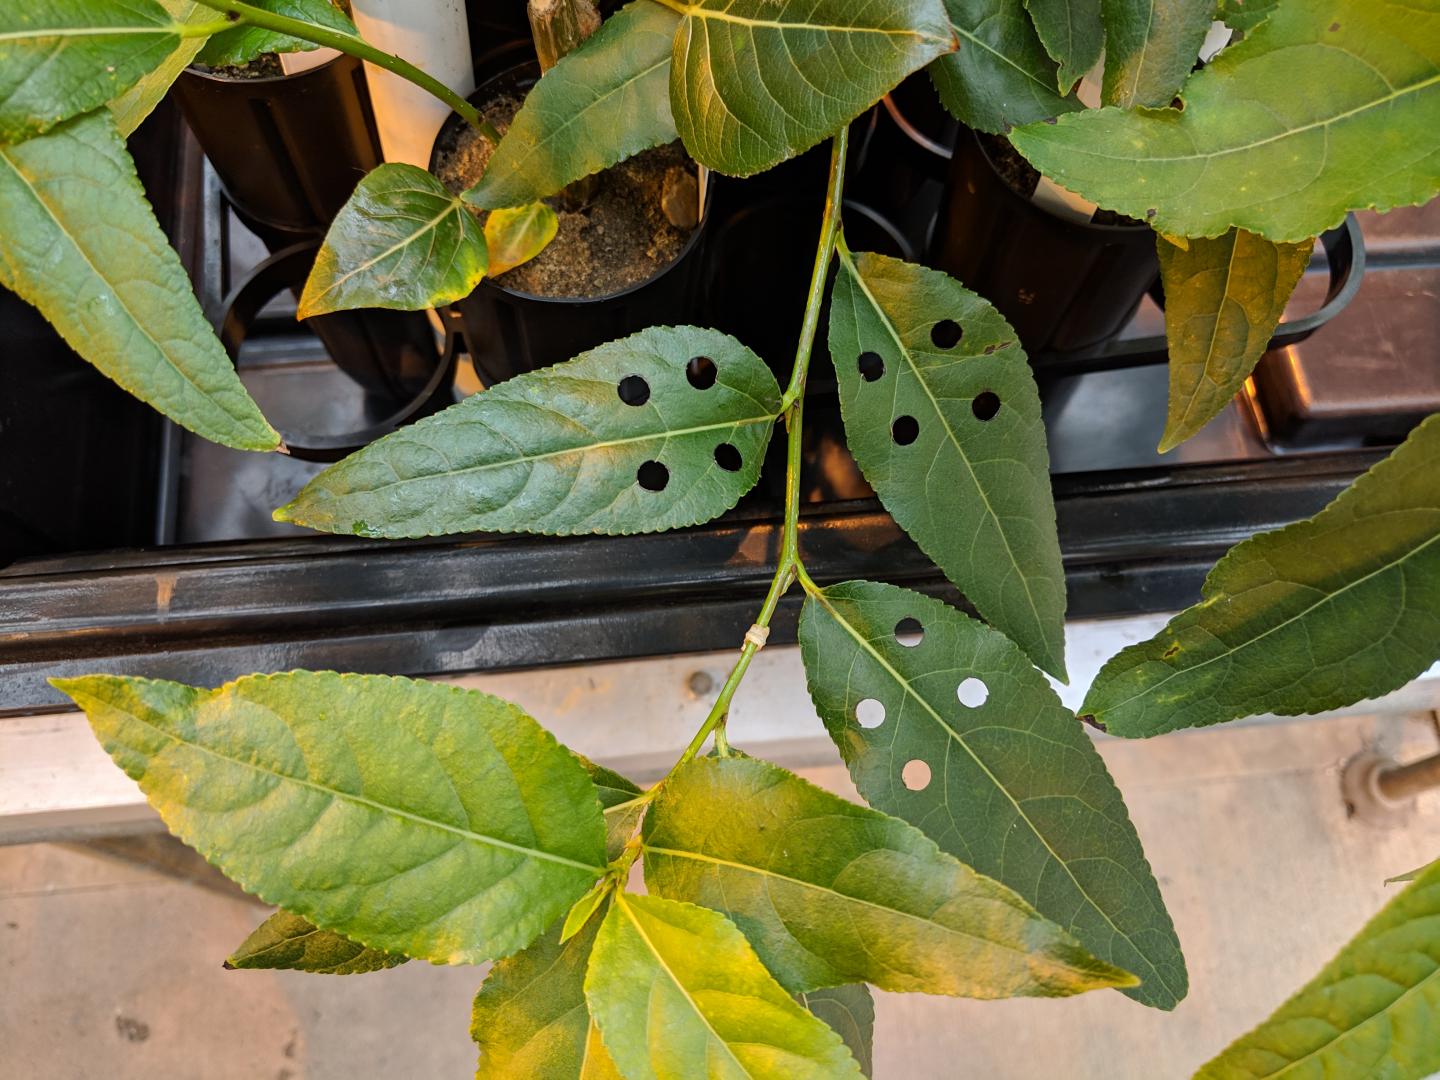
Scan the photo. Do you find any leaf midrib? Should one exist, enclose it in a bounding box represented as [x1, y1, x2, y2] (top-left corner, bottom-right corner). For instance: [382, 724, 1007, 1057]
[0, 25, 175, 43]
[948, 18, 1061, 96]
[112, 697, 605, 873]
[651, 0, 950, 43]
[1260, 958, 1440, 1078]
[614, 893, 756, 1078]
[837, 246, 1050, 662]
[643, 843, 1042, 959]
[1094, 526, 1440, 723]
[1044, 71, 1440, 164]
[311, 413, 778, 498]
[306, 192, 470, 307]
[806, 587, 1178, 1001]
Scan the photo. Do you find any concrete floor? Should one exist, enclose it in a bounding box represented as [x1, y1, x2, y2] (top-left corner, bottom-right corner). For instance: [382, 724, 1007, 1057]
[3, 708, 1439, 1079]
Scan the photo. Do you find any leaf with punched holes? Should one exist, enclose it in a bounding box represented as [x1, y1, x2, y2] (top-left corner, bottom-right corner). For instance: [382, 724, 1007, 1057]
[1099, 0, 1216, 109]
[0, 110, 279, 451]
[1010, 0, 1440, 242]
[484, 202, 559, 277]
[0, 0, 182, 144]
[464, 0, 679, 210]
[298, 164, 489, 318]
[196, 0, 358, 68]
[828, 248, 1067, 680]
[798, 985, 875, 1078]
[1156, 228, 1314, 453]
[226, 910, 408, 975]
[663, 0, 955, 176]
[1083, 413, 1440, 738]
[1195, 859, 1440, 1079]
[471, 913, 622, 1079]
[644, 756, 1138, 997]
[276, 325, 782, 538]
[51, 672, 606, 965]
[584, 892, 864, 1079]
[928, 0, 1083, 132]
[799, 579, 1188, 1010]
[1025, 0, 1104, 92]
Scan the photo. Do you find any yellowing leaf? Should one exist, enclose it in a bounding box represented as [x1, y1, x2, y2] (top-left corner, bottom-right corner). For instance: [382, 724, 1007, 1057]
[485, 203, 559, 277]
[1157, 227, 1313, 453]
[226, 910, 408, 975]
[1196, 860, 1440, 1078]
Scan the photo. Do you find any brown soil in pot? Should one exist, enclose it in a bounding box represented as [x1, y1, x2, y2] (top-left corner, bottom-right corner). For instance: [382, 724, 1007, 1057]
[192, 53, 285, 80]
[435, 94, 700, 299]
[978, 131, 1142, 228]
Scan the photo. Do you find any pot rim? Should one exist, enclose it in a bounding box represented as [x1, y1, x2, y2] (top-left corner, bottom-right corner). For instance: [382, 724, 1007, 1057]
[184, 49, 347, 85]
[970, 128, 1149, 236]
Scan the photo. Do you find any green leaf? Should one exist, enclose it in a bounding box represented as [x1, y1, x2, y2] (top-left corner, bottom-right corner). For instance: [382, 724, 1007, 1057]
[797, 986, 875, 1078]
[276, 325, 782, 539]
[485, 203, 559, 277]
[1387, 858, 1438, 885]
[110, 1, 213, 138]
[463, 0, 680, 210]
[50, 671, 606, 965]
[1217, 0, 1278, 32]
[664, 0, 955, 177]
[644, 756, 1138, 998]
[828, 248, 1067, 680]
[225, 910, 408, 975]
[585, 892, 864, 1079]
[1010, 0, 1440, 243]
[1195, 860, 1440, 1079]
[1100, 0, 1215, 108]
[799, 579, 1189, 1011]
[196, 0, 357, 68]
[1082, 414, 1440, 737]
[298, 163, 488, 318]
[928, 0, 1084, 132]
[579, 758, 646, 860]
[1025, 0, 1104, 90]
[1157, 227, 1313, 453]
[0, 0, 181, 144]
[0, 111, 279, 450]
[471, 915, 623, 1080]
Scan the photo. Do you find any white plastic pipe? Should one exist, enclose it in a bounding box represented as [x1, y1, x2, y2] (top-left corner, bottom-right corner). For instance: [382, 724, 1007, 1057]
[349, 0, 474, 168]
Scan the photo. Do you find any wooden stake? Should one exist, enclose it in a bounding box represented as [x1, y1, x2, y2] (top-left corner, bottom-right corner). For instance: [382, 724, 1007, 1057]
[528, 0, 601, 73]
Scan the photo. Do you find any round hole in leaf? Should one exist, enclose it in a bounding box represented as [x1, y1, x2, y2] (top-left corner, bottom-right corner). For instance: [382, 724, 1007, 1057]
[957, 677, 989, 708]
[857, 351, 885, 382]
[855, 698, 885, 729]
[686, 356, 718, 390]
[714, 443, 742, 472]
[617, 375, 650, 407]
[636, 460, 669, 492]
[930, 319, 963, 349]
[891, 415, 919, 445]
[901, 759, 932, 791]
[971, 391, 1001, 422]
[895, 617, 923, 647]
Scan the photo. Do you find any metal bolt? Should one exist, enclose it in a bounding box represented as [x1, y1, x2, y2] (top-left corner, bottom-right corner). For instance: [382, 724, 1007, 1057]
[686, 670, 715, 697]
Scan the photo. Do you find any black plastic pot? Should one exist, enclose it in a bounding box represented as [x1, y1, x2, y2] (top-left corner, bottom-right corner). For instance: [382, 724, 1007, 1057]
[430, 63, 712, 385]
[846, 73, 956, 254]
[930, 129, 1159, 359]
[217, 243, 457, 462]
[173, 52, 382, 245]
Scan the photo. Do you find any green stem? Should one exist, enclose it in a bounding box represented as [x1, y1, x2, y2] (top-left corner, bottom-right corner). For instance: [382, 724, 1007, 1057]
[178, 19, 238, 37]
[644, 128, 850, 795]
[190, 0, 502, 146]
